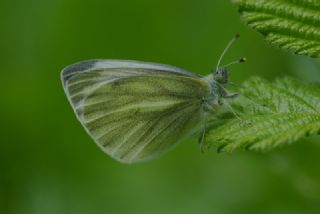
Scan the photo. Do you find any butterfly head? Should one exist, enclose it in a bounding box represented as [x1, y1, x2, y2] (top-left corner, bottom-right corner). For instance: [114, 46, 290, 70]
[213, 67, 228, 85]
[212, 57, 246, 85]
[211, 33, 245, 86]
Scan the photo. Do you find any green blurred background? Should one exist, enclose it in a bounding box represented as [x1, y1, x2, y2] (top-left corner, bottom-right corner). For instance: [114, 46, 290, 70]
[1, 0, 320, 214]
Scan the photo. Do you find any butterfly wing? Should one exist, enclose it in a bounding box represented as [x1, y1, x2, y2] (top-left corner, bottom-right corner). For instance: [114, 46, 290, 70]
[61, 60, 210, 163]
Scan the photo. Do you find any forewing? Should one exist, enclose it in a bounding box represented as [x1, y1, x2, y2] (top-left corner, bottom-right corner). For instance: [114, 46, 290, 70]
[61, 60, 202, 109]
[61, 60, 209, 163]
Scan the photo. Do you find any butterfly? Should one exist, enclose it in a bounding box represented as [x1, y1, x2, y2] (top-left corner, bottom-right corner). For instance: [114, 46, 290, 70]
[61, 34, 245, 164]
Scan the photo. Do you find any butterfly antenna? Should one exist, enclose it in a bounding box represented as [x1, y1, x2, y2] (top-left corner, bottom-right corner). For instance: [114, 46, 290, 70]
[216, 33, 240, 70]
[222, 57, 246, 68]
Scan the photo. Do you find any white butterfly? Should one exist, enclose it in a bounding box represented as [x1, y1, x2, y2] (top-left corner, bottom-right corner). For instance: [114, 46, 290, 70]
[61, 35, 244, 163]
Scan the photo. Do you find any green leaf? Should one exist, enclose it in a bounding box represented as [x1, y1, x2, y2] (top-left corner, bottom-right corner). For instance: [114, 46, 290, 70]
[232, 0, 320, 58]
[205, 77, 320, 152]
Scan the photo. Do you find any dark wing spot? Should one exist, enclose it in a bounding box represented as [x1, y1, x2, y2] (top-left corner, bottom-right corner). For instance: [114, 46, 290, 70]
[62, 60, 98, 85]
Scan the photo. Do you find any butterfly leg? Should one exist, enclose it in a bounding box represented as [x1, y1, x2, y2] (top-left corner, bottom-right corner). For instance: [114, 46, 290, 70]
[198, 122, 207, 153]
[218, 96, 243, 121]
[224, 93, 239, 99]
[199, 101, 215, 152]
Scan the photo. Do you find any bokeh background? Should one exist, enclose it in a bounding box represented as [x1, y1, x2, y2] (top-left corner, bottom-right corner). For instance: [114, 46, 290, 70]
[1, 0, 320, 214]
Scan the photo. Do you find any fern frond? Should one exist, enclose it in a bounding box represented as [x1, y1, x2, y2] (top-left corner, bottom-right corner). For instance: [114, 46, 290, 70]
[232, 0, 320, 58]
[206, 77, 320, 152]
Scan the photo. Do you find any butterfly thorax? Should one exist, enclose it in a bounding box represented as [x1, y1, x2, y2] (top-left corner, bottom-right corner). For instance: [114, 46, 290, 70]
[202, 67, 229, 112]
